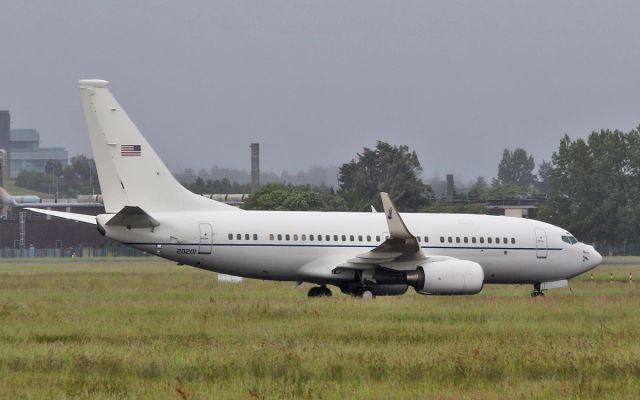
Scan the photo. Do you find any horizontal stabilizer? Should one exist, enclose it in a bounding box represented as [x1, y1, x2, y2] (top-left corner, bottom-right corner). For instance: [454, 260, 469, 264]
[106, 206, 159, 228]
[25, 208, 97, 225]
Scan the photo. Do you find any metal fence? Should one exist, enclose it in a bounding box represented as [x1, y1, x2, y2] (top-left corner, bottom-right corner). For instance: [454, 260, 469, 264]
[0, 245, 151, 258]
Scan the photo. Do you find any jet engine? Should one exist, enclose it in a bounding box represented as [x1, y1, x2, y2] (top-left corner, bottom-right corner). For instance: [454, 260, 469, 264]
[403, 260, 484, 295]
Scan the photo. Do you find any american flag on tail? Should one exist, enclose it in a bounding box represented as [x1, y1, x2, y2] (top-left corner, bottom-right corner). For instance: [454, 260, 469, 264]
[121, 144, 141, 156]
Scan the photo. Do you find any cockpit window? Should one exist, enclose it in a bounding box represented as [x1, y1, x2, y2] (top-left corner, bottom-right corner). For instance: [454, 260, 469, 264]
[562, 235, 579, 245]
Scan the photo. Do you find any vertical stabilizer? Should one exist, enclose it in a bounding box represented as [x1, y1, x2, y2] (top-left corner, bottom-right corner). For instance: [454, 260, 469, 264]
[78, 79, 238, 213]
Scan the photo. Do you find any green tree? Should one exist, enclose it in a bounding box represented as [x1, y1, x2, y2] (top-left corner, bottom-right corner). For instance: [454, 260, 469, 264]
[338, 141, 432, 211]
[14, 171, 51, 193]
[70, 155, 97, 182]
[241, 183, 346, 211]
[14, 155, 101, 197]
[44, 160, 63, 176]
[494, 148, 536, 188]
[538, 130, 635, 250]
[535, 160, 552, 193]
[467, 176, 488, 198]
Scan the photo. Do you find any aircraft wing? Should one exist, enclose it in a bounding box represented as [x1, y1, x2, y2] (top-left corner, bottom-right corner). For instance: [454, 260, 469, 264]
[298, 192, 431, 281]
[350, 192, 425, 265]
[25, 208, 97, 225]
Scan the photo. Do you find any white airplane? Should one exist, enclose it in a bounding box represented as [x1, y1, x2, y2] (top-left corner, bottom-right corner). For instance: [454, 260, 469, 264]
[27, 79, 602, 298]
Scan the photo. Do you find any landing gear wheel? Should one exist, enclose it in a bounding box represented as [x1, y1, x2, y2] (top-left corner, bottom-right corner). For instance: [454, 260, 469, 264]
[354, 287, 376, 300]
[530, 283, 544, 297]
[308, 286, 332, 298]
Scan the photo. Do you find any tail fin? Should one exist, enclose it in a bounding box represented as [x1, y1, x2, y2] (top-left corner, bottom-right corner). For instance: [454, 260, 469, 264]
[78, 79, 238, 213]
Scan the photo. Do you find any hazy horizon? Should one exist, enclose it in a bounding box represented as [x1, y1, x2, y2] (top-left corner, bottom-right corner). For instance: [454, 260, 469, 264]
[2, 1, 639, 183]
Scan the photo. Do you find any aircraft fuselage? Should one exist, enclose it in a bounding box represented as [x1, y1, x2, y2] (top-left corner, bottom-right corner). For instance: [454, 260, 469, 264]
[98, 210, 600, 285]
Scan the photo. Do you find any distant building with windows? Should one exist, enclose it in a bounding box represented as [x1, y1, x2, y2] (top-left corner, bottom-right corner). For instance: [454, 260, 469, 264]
[9, 129, 68, 178]
[0, 111, 68, 178]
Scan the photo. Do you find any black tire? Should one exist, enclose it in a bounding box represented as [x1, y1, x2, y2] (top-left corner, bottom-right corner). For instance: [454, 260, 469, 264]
[308, 286, 332, 298]
[354, 286, 375, 299]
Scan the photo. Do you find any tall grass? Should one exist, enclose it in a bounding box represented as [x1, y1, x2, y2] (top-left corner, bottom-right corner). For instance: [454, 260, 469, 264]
[0, 260, 638, 399]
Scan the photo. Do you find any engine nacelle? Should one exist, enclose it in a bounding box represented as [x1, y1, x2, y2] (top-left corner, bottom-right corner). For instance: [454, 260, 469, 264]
[416, 260, 484, 295]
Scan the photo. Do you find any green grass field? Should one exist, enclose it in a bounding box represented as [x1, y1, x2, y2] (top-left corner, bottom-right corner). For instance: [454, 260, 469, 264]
[0, 258, 639, 399]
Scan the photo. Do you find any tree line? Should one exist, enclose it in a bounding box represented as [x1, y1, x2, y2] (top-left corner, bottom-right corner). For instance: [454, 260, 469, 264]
[538, 128, 640, 254]
[14, 155, 98, 197]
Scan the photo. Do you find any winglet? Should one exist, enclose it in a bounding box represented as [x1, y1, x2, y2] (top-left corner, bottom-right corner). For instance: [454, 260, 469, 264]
[380, 192, 414, 239]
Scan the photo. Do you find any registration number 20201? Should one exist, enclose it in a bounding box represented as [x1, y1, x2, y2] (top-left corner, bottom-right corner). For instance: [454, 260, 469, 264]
[176, 248, 197, 254]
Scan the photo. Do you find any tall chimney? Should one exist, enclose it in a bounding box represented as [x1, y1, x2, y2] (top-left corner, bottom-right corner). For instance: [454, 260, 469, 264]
[250, 143, 260, 192]
[446, 174, 454, 201]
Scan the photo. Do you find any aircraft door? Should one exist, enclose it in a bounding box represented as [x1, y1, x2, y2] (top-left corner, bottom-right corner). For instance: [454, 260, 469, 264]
[199, 223, 213, 254]
[534, 228, 547, 259]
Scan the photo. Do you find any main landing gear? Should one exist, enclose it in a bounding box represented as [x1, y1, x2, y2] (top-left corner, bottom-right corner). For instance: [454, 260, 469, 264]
[307, 286, 332, 298]
[353, 286, 376, 300]
[530, 283, 544, 297]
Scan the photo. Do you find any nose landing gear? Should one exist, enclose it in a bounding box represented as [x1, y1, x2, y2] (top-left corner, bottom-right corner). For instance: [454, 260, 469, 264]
[531, 283, 544, 297]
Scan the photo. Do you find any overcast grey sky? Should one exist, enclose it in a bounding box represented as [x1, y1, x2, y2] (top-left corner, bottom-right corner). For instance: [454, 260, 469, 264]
[1, 1, 639, 183]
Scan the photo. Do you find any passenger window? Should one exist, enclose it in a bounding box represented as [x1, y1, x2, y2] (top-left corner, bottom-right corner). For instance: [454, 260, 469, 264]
[278, 234, 282, 240]
[358, 235, 363, 242]
[464, 237, 468, 243]
[424, 236, 429, 243]
[237, 234, 241, 240]
[503, 237, 507, 244]
[416, 236, 421, 242]
[511, 238, 515, 244]
[440, 236, 445, 243]
[488, 237, 492, 244]
[301, 234, 306, 241]
[376, 236, 381, 242]
[285, 234, 290, 240]
[253, 234, 258, 240]
[228, 233, 233, 240]
[480, 237, 484, 244]
[245, 234, 249, 240]
[333, 235, 337, 241]
[269, 234, 274, 240]
[342, 235, 347, 241]
[448, 237, 453, 243]
[472, 237, 477, 244]
[350, 235, 354, 241]
[495, 237, 500, 244]
[309, 235, 313, 241]
[456, 237, 460, 243]
[293, 234, 298, 241]
[367, 235, 371, 241]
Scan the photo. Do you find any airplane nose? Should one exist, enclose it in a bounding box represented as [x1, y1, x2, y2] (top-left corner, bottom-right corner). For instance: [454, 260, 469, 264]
[582, 245, 602, 270]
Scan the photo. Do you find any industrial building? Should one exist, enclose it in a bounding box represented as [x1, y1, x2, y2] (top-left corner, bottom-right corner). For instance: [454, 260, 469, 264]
[0, 111, 68, 178]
